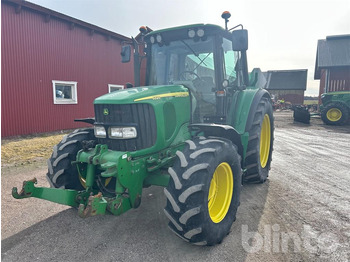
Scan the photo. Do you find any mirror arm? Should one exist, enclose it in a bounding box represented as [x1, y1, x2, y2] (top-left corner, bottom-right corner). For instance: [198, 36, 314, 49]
[131, 37, 141, 87]
[229, 24, 244, 31]
[241, 51, 249, 86]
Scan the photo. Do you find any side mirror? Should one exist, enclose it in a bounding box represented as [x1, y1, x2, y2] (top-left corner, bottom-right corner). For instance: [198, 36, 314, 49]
[121, 45, 131, 63]
[232, 29, 248, 51]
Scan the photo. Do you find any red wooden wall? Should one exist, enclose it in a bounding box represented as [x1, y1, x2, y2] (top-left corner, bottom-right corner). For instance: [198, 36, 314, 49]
[318, 68, 350, 104]
[1, 2, 134, 137]
[328, 68, 350, 92]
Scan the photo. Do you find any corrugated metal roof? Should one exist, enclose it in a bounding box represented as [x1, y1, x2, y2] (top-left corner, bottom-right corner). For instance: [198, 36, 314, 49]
[314, 35, 350, 79]
[265, 70, 308, 91]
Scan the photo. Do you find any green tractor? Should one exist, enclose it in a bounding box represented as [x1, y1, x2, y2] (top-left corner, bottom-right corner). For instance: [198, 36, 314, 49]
[320, 91, 350, 125]
[13, 12, 274, 245]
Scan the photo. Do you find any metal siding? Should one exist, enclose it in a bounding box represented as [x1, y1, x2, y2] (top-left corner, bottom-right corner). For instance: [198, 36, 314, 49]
[317, 37, 350, 68]
[329, 68, 350, 92]
[1, 3, 134, 137]
[265, 70, 308, 91]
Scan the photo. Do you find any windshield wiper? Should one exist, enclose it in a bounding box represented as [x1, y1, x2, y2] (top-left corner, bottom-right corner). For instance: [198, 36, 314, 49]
[193, 52, 211, 72]
[181, 40, 208, 67]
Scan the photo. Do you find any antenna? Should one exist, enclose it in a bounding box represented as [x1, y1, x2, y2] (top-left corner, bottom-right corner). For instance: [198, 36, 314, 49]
[221, 11, 231, 30]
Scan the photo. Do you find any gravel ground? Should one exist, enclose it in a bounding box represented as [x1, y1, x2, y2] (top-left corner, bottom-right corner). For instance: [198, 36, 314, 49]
[1, 111, 350, 262]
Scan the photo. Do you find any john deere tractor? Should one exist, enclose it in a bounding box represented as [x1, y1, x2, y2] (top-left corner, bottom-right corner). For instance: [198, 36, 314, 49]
[320, 91, 350, 125]
[13, 12, 274, 245]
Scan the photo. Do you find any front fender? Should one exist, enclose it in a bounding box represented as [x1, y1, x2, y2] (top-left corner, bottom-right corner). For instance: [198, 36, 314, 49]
[189, 123, 243, 158]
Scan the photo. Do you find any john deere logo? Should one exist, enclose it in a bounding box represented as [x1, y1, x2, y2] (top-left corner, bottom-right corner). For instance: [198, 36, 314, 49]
[103, 108, 109, 115]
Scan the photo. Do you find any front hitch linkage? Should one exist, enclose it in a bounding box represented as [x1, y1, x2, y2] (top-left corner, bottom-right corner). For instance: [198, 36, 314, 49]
[12, 177, 107, 217]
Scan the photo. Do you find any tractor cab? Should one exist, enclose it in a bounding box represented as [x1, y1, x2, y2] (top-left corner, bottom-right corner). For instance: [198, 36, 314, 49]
[146, 25, 237, 123]
[124, 21, 249, 124]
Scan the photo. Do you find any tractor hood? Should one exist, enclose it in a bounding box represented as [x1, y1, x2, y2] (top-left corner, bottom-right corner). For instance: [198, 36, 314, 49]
[94, 85, 190, 105]
[93, 84, 192, 158]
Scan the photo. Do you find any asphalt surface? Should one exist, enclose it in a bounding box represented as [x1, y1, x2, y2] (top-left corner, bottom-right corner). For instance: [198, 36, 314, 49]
[2, 111, 350, 262]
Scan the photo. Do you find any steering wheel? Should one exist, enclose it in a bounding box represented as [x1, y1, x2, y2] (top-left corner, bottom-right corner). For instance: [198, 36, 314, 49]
[180, 71, 201, 81]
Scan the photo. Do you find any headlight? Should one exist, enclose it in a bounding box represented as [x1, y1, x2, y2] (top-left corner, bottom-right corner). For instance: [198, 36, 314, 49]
[94, 126, 106, 138]
[197, 28, 205, 37]
[188, 29, 196, 38]
[122, 127, 137, 138]
[109, 127, 137, 139]
[156, 34, 162, 43]
[150, 36, 155, 44]
[109, 127, 123, 138]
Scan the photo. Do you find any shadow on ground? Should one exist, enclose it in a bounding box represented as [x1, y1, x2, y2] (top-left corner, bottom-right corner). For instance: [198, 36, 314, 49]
[2, 183, 270, 262]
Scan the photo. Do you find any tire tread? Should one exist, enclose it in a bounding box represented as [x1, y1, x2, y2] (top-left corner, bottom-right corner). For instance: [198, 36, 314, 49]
[164, 137, 242, 245]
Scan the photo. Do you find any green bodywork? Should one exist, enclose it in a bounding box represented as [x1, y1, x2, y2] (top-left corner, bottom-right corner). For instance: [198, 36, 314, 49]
[320, 91, 350, 111]
[13, 23, 269, 217]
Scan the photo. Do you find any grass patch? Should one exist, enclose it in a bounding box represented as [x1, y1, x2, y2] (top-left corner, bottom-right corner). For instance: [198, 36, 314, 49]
[2, 134, 64, 166]
[304, 100, 319, 105]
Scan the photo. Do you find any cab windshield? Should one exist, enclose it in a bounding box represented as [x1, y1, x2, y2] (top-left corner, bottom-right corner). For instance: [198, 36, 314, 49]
[149, 36, 216, 87]
[148, 35, 238, 122]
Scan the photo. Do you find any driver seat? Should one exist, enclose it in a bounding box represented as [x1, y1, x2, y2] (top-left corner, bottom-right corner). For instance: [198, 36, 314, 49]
[197, 76, 215, 94]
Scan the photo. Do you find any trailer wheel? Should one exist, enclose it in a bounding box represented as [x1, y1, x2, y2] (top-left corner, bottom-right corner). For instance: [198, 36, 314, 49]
[321, 103, 349, 125]
[46, 128, 96, 190]
[244, 98, 274, 183]
[164, 137, 241, 246]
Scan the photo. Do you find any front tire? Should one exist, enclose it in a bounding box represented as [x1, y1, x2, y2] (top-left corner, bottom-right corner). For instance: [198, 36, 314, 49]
[164, 137, 241, 246]
[321, 103, 349, 125]
[46, 128, 96, 189]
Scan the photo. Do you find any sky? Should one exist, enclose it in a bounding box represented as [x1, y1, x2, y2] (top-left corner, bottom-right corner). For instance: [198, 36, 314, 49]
[27, 0, 350, 96]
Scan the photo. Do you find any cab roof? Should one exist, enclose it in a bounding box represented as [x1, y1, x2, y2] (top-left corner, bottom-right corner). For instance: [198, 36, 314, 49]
[147, 24, 225, 36]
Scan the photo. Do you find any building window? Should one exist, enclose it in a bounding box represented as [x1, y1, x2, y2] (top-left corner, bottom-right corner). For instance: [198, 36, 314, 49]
[108, 84, 124, 93]
[52, 80, 78, 104]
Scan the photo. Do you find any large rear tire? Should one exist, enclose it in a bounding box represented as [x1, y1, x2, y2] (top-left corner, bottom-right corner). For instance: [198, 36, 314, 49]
[46, 128, 96, 190]
[244, 98, 274, 183]
[164, 137, 241, 245]
[321, 103, 349, 125]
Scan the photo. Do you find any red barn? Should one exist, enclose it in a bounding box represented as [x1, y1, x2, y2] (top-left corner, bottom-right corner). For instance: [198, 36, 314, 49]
[1, 0, 134, 137]
[314, 35, 350, 103]
[264, 69, 308, 105]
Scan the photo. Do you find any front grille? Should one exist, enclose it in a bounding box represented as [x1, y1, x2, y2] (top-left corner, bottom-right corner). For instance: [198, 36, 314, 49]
[94, 103, 157, 151]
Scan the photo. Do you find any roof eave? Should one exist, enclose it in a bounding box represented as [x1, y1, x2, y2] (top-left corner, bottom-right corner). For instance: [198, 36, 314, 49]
[2, 0, 131, 42]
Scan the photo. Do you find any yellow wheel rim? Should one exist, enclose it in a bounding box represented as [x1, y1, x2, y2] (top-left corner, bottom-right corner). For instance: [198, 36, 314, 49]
[208, 162, 234, 223]
[260, 114, 271, 168]
[327, 108, 342, 122]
